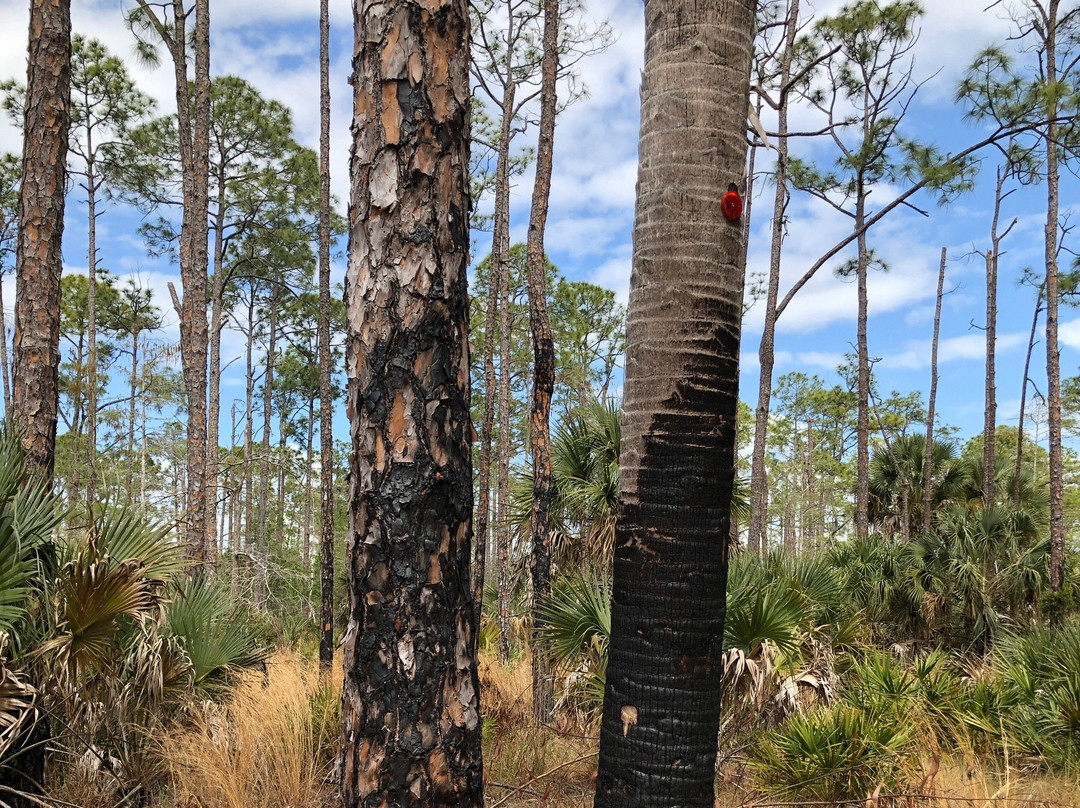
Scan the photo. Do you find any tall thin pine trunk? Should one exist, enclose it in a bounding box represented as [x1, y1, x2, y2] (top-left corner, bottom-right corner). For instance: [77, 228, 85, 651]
[0, 278, 10, 416]
[127, 327, 140, 493]
[854, 195, 870, 541]
[1044, 0, 1065, 590]
[923, 248, 945, 533]
[525, 0, 558, 722]
[85, 148, 98, 510]
[339, 0, 482, 799]
[317, 0, 336, 670]
[594, 0, 754, 803]
[12, 0, 70, 482]
[495, 257, 513, 661]
[255, 302, 277, 607]
[473, 77, 514, 657]
[206, 185, 227, 570]
[243, 297, 255, 555]
[749, 0, 798, 556]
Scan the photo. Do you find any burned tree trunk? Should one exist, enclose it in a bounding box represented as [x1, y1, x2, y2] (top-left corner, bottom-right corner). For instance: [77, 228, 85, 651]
[339, 0, 483, 802]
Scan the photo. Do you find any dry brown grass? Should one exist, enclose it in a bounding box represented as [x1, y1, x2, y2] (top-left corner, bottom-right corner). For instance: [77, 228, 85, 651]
[161, 650, 339, 808]
[478, 650, 599, 807]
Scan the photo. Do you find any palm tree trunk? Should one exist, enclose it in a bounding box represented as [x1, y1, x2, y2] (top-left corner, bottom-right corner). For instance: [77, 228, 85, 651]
[339, 0, 482, 800]
[594, 0, 754, 803]
[12, 0, 70, 483]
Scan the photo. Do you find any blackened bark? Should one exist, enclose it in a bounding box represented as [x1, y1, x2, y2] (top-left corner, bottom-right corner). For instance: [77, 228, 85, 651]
[923, 248, 945, 534]
[339, 0, 483, 802]
[525, 0, 558, 722]
[318, 0, 336, 672]
[593, 0, 754, 804]
[12, 0, 70, 483]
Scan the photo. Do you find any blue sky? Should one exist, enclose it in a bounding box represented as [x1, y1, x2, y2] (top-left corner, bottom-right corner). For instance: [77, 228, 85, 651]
[0, 0, 1076, 448]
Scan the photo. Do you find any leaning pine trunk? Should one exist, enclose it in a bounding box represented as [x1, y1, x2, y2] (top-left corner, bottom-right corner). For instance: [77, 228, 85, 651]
[594, 0, 755, 804]
[923, 248, 946, 533]
[339, 0, 483, 801]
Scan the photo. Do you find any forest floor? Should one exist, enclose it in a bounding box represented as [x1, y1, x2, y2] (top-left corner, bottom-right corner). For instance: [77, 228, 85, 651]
[52, 649, 1079, 808]
[477, 654, 1080, 808]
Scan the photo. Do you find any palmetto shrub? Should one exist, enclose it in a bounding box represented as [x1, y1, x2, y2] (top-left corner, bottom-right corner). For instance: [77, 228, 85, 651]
[750, 703, 913, 802]
[994, 619, 1080, 772]
[0, 423, 266, 802]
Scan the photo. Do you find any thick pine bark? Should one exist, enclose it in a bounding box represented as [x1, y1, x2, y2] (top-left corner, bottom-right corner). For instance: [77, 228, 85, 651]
[525, 0, 558, 722]
[593, 0, 754, 804]
[473, 80, 513, 656]
[748, 0, 798, 557]
[318, 0, 336, 670]
[339, 0, 483, 803]
[923, 248, 945, 534]
[1044, 0, 1065, 590]
[12, 0, 70, 483]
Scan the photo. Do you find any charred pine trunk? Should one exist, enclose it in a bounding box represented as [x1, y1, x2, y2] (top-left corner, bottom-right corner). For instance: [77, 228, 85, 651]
[339, 0, 483, 802]
[12, 0, 70, 482]
[594, 0, 754, 804]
